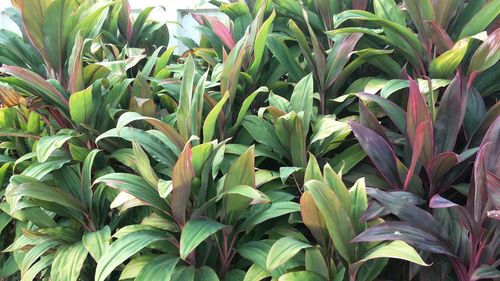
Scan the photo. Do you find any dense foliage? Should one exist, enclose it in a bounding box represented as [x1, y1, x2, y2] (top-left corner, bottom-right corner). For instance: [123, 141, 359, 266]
[0, 0, 498, 280]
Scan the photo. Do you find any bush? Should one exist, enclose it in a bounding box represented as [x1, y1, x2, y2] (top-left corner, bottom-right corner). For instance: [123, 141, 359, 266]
[0, 0, 498, 280]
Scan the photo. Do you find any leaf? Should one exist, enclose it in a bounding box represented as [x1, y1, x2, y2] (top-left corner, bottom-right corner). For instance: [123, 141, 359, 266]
[267, 35, 306, 82]
[300, 192, 328, 247]
[95, 230, 166, 281]
[7, 181, 86, 213]
[306, 180, 355, 262]
[82, 226, 111, 262]
[406, 77, 433, 165]
[203, 92, 229, 143]
[471, 265, 500, 281]
[350, 122, 401, 189]
[20, 0, 50, 57]
[290, 74, 314, 132]
[357, 92, 406, 133]
[42, 0, 78, 77]
[429, 39, 470, 78]
[403, 0, 435, 41]
[358, 240, 429, 266]
[248, 11, 275, 77]
[459, 0, 500, 39]
[116, 111, 184, 151]
[50, 242, 88, 281]
[266, 237, 311, 271]
[404, 121, 426, 190]
[95, 173, 168, 212]
[330, 144, 366, 174]
[468, 29, 500, 75]
[36, 134, 73, 162]
[97, 127, 177, 165]
[223, 146, 255, 223]
[278, 271, 327, 281]
[179, 219, 225, 260]
[228, 86, 268, 136]
[172, 143, 195, 225]
[177, 55, 196, 139]
[353, 221, 452, 255]
[350, 178, 368, 233]
[373, 0, 405, 26]
[135, 255, 179, 281]
[434, 74, 467, 153]
[0, 66, 69, 115]
[132, 141, 158, 187]
[69, 86, 95, 124]
[239, 202, 300, 229]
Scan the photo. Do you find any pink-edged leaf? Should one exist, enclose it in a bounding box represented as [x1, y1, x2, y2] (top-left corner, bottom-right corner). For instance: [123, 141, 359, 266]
[352, 221, 453, 255]
[434, 73, 467, 153]
[350, 122, 401, 189]
[407, 76, 434, 165]
[0, 66, 68, 105]
[427, 152, 459, 184]
[430, 194, 484, 240]
[404, 121, 426, 190]
[471, 117, 500, 223]
[468, 28, 500, 76]
[359, 101, 388, 143]
[486, 171, 500, 210]
[208, 17, 235, 50]
[425, 21, 454, 54]
[326, 33, 363, 89]
[68, 33, 85, 93]
[172, 143, 195, 226]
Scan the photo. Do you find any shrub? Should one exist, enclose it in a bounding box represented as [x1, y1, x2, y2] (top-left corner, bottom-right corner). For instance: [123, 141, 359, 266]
[0, 0, 498, 280]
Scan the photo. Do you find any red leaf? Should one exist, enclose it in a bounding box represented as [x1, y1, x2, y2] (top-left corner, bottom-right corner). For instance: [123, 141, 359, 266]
[172, 143, 195, 226]
[434, 73, 467, 153]
[406, 76, 434, 165]
[209, 17, 236, 50]
[359, 101, 388, 143]
[425, 21, 454, 54]
[427, 152, 459, 185]
[404, 121, 427, 190]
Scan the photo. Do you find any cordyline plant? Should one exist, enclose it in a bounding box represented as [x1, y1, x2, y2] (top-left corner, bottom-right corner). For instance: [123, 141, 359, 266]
[0, 0, 499, 280]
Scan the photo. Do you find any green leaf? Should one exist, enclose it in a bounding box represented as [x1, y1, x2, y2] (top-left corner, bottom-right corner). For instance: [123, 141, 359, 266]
[459, 0, 500, 39]
[135, 255, 179, 281]
[358, 240, 429, 266]
[7, 181, 86, 213]
[203, 92, 230, 142]
[179, 219, 225, 260]
[290, 74, 313, 133]
[95, 173, 168, 212]
[306, 180, 355, 262]
[349, 178, 368, 233]
[223, 146, 255, 223]
[278, 271, 327, 281]
[373, 0, 405, 26]
[50, 242, 88, 281]
[177, 55, 196, 139]
[266, 237, 311, 271]
[429, 38, 470, 78]
[95, 230, 166, 281]
[42, 0, 78, 77]
[239, 202, 300, 229]
[36, 134, 73, 162]
[20, 0, 51, 55]
[132, 141, 158, 187]
[248, 11, 276, 77]
[82, 226, 111, 262]
[196, 266, 220, 281]
[228, 86, 268, 136]
[69, 86, 95, 124]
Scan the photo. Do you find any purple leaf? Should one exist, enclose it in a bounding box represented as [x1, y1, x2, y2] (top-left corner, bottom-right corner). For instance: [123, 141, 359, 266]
[434, 73, 467, 153]
[350, 122, 401, 189]
[353, 221, 453, 255]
